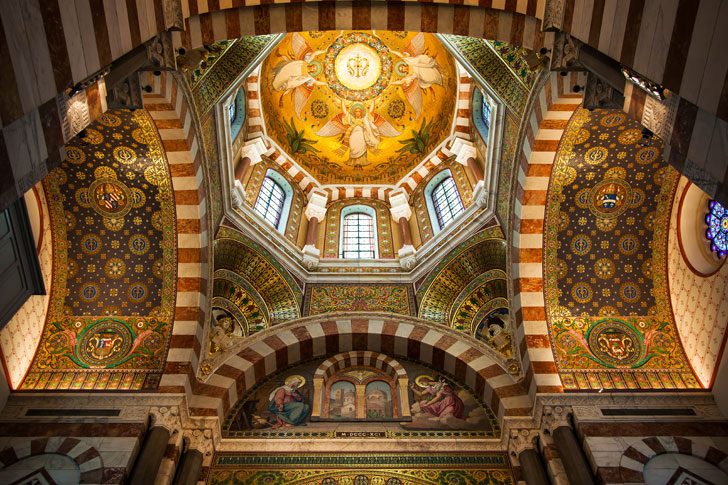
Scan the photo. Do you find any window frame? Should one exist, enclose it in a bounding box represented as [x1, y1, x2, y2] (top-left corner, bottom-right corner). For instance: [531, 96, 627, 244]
[253, 169, 293, 233]
[424, 169, 465, 234]
[338, 205, 378, 259]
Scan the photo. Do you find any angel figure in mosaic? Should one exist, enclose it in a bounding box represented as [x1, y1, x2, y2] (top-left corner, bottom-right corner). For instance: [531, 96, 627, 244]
[271, 32, 326, 118]
[315, 98, 402, 167]
[389, 32, 443, 120]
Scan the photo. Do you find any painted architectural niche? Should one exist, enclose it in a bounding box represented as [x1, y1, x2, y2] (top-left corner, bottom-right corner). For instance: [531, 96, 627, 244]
[223, 351, 498, 439]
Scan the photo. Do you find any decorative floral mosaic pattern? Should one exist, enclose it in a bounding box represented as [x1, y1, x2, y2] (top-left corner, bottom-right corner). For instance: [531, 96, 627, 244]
[489, 41, 543, 88]
[303, 284, 415, 316]
[201, 115, 223, 227]
[208, 453, 514, 484]
[543, 108, 698, 390]
[21, 110, 177, 391]
[496, 114, 519, 226]
[323, 198, 394, 259]
[442, 35, 531, 117]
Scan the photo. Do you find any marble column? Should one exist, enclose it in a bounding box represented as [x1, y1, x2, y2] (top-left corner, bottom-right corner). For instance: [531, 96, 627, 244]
[128, 426, 171, 485]
[389, 191, 416, 270]
[542, 406, 595, 485]
[173, 449, 202, 485]
[450, 138, 488, 208]
[509, 429, 549, 485]
[302, 190, 328, 270]
[232, 138, 267, 210]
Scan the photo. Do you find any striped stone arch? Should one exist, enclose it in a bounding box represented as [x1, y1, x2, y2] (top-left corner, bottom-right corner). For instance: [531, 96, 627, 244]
[510, 70, 584, 399]
[0, 437, 105, 484]
[142, 71, 212, 390]
[181, 1, 550, 53]
[190, 313, 529, 422]
[314, 351, 407, 380]
[618, 436, 728, 484]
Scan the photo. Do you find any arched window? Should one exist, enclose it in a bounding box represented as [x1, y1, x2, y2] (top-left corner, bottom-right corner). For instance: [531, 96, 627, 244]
[339, 205, 378, 259]
[229, 87, 246, 141]
[254, 176, 285, 227]
[431, 174, 464, 231]
[472, 88, 492, 142]
[228, 98, 237, 124]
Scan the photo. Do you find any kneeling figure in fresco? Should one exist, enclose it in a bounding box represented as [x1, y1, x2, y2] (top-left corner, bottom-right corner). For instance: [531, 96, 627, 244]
[268, 376, 310, 428]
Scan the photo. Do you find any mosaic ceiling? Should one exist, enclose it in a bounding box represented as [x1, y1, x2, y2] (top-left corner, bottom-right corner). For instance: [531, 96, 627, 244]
[259, 31, 458, 184]
[22, 110, 176, 391]
[543, 108, 699, 391]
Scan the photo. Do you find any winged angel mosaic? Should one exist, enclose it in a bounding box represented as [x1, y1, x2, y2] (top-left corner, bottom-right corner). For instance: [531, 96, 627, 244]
[261, 31, 457, 184]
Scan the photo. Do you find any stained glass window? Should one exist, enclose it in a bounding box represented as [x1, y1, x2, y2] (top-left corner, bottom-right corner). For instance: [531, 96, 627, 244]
[340, 212, 375, 259]
[228, 99, 237, 124]
[481, 95, 491, 136]
[706, 200, 728, 257]
[254, 177, 285, 228]
[432, 176, 464, 229]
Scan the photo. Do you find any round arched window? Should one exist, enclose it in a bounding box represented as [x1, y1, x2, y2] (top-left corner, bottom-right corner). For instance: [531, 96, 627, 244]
[705, 200, 728, 257]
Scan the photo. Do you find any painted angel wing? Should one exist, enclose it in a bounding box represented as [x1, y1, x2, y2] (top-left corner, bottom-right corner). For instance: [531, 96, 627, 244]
[314, 115, 348, 137]
[405, 32, 425, 57]
[402, 79, 422, 120]
[293, 84, 314, 118]
[291, 32, 312, 60]
[373, 114, 403, 138]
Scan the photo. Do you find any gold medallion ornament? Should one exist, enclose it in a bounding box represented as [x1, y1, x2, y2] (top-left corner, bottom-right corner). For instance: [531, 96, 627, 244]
[88, 178, 132, 218]
[113, 146, 137, 165]
[65, 146, 86, 164]
[84, 128, 104, 144]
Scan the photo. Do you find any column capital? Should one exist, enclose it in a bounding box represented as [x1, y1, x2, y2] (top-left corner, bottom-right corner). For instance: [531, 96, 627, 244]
[541, 405, 573, 433]
[183, 428, 215, 458]
[305, 190, 328, 221]
[508, 428, 540, 457]
[240, 137, 268, 165]
[449, 138, 478, 166]
[149, 406, 181, 435]
[389, 191, 412, 221]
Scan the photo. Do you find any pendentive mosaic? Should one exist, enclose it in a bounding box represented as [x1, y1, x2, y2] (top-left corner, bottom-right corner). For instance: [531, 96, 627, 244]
[208, 453, 514, 485]
[543, 108, 698, 390]
[22, 110, 177, 391]
[302, 284, 416, 316]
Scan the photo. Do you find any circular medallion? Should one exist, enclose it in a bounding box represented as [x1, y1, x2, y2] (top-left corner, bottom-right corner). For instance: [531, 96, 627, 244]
[105, 258, 126, 279]
[636, 146, 659, 164]
[587, 319, 643, 367]
[575, 129, 590, 144]
[572, 234, 591, 255]
[310, 99, 329, 119]
[620, 283, 640, 302]
[129, 234, 149, 255]
[324, 32, 392, 101]
[630, 188, 645, 208]
[387, 99, 405, 118]
[575, 188, 591, 208]
[585, 146, 608, 165]
[75, 188, 92, 207]
[103, 216, 124, 231]
[88, 178, 132, 218]
[113, 146, 137, 165]
[82, 234, 101, 255]
[618, 128, 642, 144]
[600, 112, 626, 127]
[594, 258, 615, 279]
[596, 217, 617, 232]
[65, 146, 86, 164]
[128, 283, 148, 302]
[77, 319, 133, 367]
[130, 188, 146, 208]
[560, 166, 577, 184]
[571, 282, 593, 303]
[84, 128, 104, 144]
[589, 178, 632, 219]
[619, 234, 639, 255]
[80, 283, 100, 302]
[132, 128, 150, 144]
[98, 113, 121, 127]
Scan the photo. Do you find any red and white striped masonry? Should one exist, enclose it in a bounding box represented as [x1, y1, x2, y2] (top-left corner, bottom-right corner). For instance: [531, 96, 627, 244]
[189, 314, 531, 421]
[314, 351, 407, 380]
[511, 70, 583, 400]
[142, 71, 209, 395]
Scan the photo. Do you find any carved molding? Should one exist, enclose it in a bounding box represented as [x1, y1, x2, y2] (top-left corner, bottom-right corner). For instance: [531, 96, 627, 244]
[508, 428, 540, 457]
[549, 32, 585, 72]
[541, 405, 573, 433]
[184, 428, 214, 457]
[107, 72, 143, 110]
[150, 406, 182, 434]
[146, 31, 176, 70]
[542, 0, 567, 32]
[56, 90, 90, 143]
[641, 93, 679, 143]
[583, 72, 625, 110]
